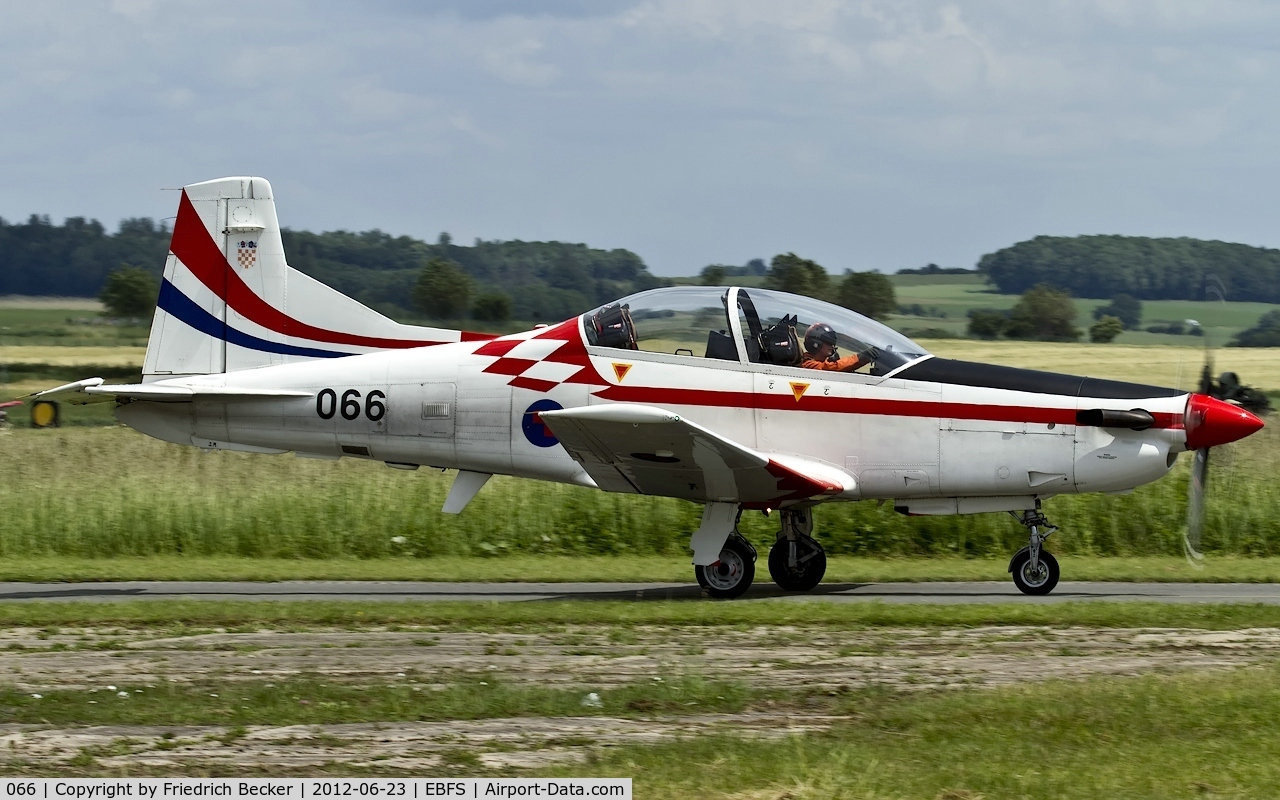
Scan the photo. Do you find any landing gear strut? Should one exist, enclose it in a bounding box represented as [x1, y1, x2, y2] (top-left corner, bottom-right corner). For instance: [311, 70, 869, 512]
[768, 508, 827, 592]
[1007, 506, 1060, 595]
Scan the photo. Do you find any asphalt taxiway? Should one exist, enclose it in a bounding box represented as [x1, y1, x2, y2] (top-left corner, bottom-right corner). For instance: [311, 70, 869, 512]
[0, 580, 1277, 603]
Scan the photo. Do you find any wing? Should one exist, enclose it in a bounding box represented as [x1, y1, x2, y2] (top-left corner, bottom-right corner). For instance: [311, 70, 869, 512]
[539, 403, 853, 507]
[26, 378, 311, 405]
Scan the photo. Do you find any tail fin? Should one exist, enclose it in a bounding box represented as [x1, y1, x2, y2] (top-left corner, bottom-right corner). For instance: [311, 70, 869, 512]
[144, 176, 483, 379]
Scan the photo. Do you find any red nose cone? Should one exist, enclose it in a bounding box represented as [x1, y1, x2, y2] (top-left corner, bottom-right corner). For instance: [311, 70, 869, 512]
[1185, 394, 1265, 449]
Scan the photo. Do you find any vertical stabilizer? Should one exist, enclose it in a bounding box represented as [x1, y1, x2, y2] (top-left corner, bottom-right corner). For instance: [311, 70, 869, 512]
[143, 177, 483, 379]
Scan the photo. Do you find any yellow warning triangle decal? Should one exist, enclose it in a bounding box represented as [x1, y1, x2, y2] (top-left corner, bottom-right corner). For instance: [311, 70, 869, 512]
[789, 382, 809, 401]
[612, 362, 633, 382]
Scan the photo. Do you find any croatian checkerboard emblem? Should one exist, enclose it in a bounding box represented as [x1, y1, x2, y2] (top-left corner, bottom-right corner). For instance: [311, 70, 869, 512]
[237, 240, 257, 269]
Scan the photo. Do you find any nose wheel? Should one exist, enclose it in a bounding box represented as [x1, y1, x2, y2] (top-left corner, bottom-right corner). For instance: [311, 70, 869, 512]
[1010, 548, 1059, 594]
[1007, 508, 1060, 595]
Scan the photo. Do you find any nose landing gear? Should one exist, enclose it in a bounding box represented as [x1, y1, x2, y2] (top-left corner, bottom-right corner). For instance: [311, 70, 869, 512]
[1008, 507, 1060, 595]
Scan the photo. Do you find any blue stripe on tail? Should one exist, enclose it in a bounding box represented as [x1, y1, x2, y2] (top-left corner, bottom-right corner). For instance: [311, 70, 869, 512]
[157, 280, 353, 359]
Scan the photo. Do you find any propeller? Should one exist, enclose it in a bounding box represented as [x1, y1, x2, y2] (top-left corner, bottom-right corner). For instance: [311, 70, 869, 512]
[1183, 354, 1213, 566]
[1181, 274, 1266, 565]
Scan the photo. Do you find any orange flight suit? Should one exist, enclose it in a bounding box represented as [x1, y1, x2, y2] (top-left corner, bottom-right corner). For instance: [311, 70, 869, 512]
[801, 353, 865, 372]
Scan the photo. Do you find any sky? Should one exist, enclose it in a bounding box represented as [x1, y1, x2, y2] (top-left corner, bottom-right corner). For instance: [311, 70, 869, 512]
[4, 0, 1280, 276]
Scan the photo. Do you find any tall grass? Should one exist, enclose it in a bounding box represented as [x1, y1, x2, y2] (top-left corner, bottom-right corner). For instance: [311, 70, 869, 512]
[0, 424, 1276, 559]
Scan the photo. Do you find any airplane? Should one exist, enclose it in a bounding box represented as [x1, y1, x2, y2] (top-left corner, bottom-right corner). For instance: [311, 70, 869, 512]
[26, 176, 1265, 598]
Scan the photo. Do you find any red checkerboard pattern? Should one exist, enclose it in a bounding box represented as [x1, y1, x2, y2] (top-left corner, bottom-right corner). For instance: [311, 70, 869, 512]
[237, 248, 256, 269]
[474, 318, 608, 391]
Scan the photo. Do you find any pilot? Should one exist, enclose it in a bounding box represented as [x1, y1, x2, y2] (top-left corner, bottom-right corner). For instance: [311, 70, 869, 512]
[801, 323, 879, 372]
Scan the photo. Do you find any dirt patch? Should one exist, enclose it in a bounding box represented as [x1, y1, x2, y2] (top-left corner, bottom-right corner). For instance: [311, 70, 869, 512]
[0, 712, 842, 771]
[0, 624, 1274, 693]
[1, 624, 1277, 771]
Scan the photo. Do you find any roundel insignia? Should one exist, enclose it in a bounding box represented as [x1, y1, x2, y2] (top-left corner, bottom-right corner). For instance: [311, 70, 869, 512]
[522, 399, 564, 448]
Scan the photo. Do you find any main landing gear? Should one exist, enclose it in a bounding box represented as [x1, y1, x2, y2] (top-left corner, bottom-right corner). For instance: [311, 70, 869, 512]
[692, 506, 827, 599]
[1008, 507, 1060, 595]
[695, 533, 757, 600]
[768, 508, 827, 592]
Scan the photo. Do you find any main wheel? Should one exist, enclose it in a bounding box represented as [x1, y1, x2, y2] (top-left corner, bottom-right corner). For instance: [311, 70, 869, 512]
[1010, 549, 1060, 595]
[695, 536, 756, 599]
[768, 537, 827, 591]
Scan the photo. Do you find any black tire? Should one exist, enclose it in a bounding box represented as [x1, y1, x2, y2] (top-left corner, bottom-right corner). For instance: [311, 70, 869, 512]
[695, 536, 756, 599]
[768, 537, 827, 591]
[1010, 549, 1060, 595]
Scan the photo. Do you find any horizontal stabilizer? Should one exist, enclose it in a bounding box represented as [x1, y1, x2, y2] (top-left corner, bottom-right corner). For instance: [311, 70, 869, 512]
[26, 378, 108, 404]
[27, 378, 312, 405]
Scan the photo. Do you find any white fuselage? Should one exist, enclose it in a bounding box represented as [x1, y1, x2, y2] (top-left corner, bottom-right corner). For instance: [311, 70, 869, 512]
[117, 320, 1188, 511]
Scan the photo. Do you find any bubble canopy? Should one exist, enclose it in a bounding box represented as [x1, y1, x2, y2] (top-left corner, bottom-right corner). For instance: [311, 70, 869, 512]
[581, 286, 930, 375]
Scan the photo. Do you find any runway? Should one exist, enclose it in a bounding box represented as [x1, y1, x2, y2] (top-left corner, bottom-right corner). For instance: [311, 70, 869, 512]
[0, 580, 1279, 603]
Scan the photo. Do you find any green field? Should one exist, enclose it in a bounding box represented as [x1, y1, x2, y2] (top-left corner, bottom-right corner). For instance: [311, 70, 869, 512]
[3, 275, 1277, 348]
[0, 306, 150, 347]
[0, 422, 1276, 563]
[562, 666, 1280, 799]
[6, 554, 1280, 583]
[889, 272, 1278, 344]
[918, 339, 1280, 393]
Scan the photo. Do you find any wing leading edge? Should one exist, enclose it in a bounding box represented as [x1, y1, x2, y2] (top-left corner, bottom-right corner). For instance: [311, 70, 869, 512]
[539, 403, 854, 507]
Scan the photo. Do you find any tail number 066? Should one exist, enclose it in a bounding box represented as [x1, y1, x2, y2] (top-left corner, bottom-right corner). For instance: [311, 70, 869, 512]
[316, 389, 386, 421]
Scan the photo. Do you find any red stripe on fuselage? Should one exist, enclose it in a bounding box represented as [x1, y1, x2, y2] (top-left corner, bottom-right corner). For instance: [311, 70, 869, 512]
[169, 191, 491, 349]
[593, 385, 1184, 429]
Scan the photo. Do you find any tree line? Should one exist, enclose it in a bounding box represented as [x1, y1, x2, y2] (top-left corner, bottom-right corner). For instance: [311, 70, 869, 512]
[283, 229, 664, 322]
[979, 235, 1280, 302]
[0, 215, 171, 297]
[0, 211, 899, 324]
[11, 210, 1280, 338]
[717, 253, 898, 320]
[0, 214, 665, 323]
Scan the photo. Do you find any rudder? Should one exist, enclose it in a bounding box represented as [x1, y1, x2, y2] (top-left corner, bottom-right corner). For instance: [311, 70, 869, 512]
[144, 176, 472, 379]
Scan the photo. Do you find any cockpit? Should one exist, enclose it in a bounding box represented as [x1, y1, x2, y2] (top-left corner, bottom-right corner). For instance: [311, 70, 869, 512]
[581, 286, 930, 376]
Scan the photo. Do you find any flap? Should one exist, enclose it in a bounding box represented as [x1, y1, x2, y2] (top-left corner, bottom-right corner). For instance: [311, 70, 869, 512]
[27, 378, 311, 405]
[539, 403, 851, 506]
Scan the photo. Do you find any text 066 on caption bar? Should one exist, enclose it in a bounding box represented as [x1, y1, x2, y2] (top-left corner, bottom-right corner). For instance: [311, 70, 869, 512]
[0, 780, 631, 800]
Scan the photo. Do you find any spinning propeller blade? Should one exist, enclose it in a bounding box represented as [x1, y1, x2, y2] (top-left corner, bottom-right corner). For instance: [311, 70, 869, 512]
[1184, 330, 1215, 566]
[1185, 446, 1208, 564]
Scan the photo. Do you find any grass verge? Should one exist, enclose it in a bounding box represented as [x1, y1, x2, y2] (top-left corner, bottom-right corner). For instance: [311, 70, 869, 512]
[1, 599, 1280, 630]
[4, 555, 1280, 583]
[552, 664, 1280, 799]
[3, 425, 1279, 559]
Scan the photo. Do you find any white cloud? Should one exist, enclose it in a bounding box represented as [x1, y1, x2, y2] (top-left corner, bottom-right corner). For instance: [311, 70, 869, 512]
[3, 0, 1280, 273]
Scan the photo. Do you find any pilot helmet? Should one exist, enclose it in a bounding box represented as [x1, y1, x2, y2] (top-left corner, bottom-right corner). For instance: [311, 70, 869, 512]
[803, 322, 838, 353]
